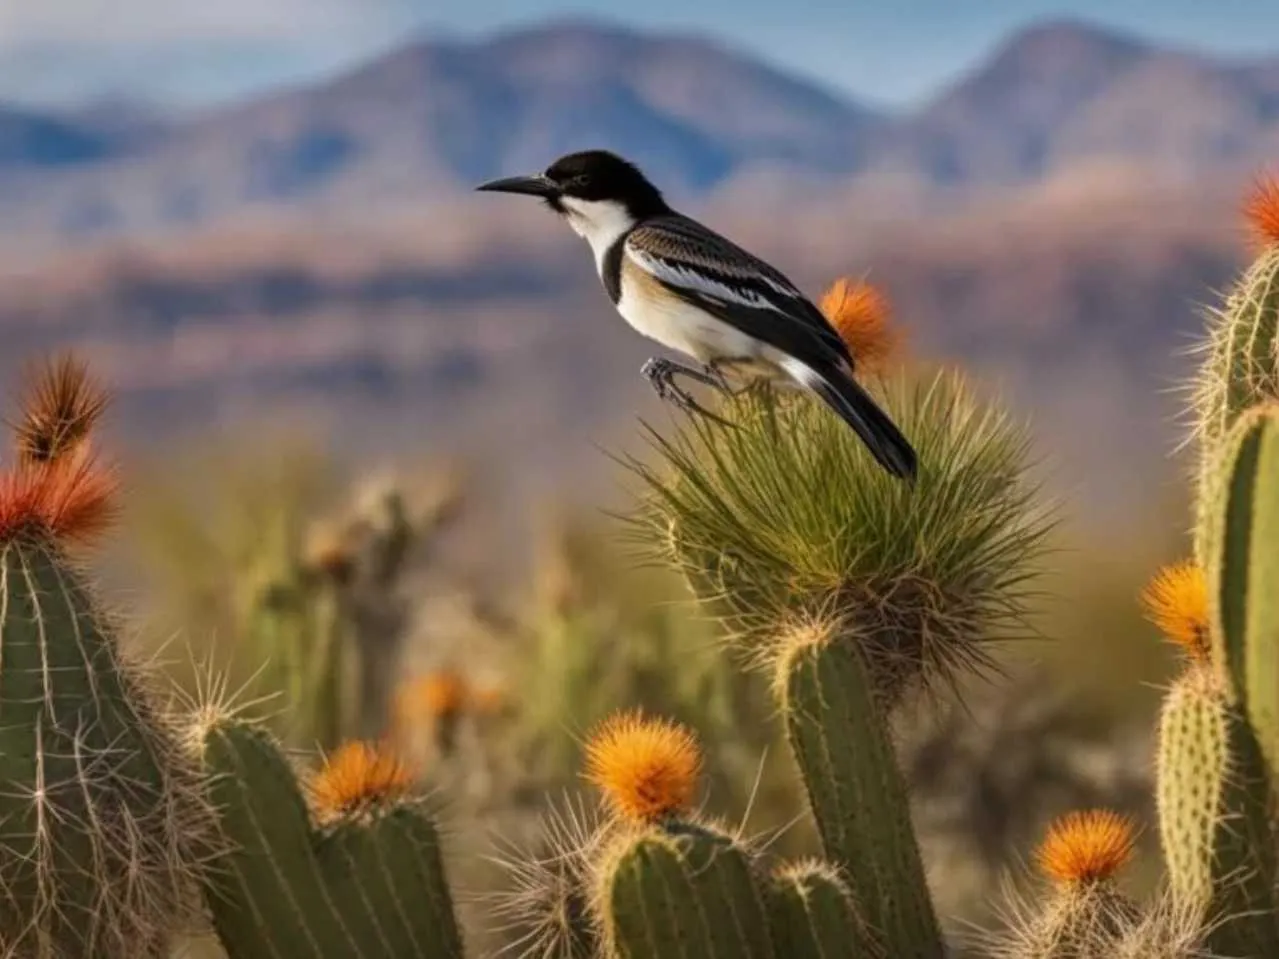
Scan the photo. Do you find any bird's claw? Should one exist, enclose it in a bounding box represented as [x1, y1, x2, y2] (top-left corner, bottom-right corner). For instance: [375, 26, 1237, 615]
[642, 358, 739, 428]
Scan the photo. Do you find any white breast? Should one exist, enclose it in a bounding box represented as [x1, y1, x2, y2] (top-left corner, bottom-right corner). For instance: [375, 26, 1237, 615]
[616, 259, 766, 366]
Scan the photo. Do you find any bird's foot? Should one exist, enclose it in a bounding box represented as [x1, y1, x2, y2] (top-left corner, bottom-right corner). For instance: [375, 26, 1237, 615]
[641, 358, 738, 428]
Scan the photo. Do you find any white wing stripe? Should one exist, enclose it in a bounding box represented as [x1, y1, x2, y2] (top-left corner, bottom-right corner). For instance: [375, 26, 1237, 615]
[627, 247, 791, 312]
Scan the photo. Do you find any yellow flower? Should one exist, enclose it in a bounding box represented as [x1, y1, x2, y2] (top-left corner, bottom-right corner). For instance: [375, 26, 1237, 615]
[583, 709, 702, 824]
[1035, 809, 1137, 885]
[308, 740, 415, 825]
[1140, 561, 1210, 663]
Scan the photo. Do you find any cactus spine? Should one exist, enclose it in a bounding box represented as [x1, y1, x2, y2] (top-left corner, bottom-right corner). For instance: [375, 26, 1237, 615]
[780, 627, 943, 957]
[196, 719, 464, 958]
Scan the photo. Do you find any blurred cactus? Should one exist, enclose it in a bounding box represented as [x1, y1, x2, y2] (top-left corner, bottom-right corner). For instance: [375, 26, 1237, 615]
[132, 450, 463, 752]
[0, 355, 216, 957]
[194, 717, 465, 958]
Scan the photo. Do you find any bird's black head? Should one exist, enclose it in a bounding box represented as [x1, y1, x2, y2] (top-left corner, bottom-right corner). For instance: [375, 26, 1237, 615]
[476, 150, 670, 220]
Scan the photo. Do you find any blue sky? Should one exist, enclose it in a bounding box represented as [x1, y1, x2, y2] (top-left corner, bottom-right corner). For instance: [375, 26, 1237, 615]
[2, 0, 1278, 111]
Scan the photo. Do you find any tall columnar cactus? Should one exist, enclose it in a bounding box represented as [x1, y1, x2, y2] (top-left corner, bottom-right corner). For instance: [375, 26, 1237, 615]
[1205, 404, 1279, 779]
[1192, 179, 1279, 563]
[0, 356, 216, 957]
[195, 719, 464, 958]
[779, 621, 941, 956]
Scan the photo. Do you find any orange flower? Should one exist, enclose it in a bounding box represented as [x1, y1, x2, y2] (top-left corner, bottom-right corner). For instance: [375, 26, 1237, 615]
[308, 740, 415, 825]
[412, 670, 467, 719]
[1244, 174, 1279, 250]
[1140, 561, 1210, 664]
[583, 709, 701, 824]
[11, 353, 109, 466]
[0, 454, 118, 547]
[819, 278, 902, 373]
[1035, 809, 1137, 885]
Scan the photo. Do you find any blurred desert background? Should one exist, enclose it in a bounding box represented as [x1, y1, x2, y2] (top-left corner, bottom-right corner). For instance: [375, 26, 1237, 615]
[4, 1, 1279, 951]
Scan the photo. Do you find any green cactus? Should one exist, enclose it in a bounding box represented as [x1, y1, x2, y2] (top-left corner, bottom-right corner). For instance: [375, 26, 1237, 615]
[765, 859, 880, 958]
[780, 625, 943, 958]
[1206, 404, 1279, 780]
[1155, 662, 1279, 957]
[1192, 232, 1279, 564]
[196, 718, 464, 959]
[599, 821, 775, 959]
[0, 537, 215, 957]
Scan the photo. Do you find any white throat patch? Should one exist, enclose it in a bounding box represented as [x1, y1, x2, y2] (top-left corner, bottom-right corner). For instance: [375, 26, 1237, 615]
[558, 196, 636, 272]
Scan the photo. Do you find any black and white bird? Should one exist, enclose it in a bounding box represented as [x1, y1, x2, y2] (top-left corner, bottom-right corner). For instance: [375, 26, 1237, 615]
[476, 149, 917, 480]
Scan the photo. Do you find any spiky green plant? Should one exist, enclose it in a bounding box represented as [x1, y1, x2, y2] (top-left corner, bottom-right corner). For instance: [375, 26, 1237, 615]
[626, 370, 1051, 709]
[0, 356, 217, 958]
[194, 719, 465, 959]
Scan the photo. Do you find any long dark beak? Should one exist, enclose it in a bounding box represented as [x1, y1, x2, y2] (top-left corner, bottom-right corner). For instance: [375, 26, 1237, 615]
[474, 174, 558, 198]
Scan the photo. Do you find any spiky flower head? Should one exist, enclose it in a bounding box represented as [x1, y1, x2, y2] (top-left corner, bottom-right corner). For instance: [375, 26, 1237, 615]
[626, 369, 1050, 708]
[1244, 174, 1279, 251]
[0, 449, 118, 546]
[1035, 809, 1137, 885]
[819, 278, 903, 373]
[0, 353, 117, 547]
[11, 352, 109, 466]
[583, 709, 702, 824]
[308, 740, 416, 825]
[1140, 561, 1210, 663]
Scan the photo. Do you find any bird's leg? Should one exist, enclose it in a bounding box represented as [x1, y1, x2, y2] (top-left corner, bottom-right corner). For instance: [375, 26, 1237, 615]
[641, 358, 738, 428]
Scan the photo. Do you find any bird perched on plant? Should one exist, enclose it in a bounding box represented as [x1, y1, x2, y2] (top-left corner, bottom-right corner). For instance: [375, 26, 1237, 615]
[476, 149, 917, 480]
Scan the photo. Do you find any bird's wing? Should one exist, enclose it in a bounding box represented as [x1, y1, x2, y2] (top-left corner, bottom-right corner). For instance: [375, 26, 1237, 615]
[623, 214, 852, 368]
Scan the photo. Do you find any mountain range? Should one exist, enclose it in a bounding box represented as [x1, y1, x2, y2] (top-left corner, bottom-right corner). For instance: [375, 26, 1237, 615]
[0, 16, 1273, 537]
[2, 18, 1279, 249]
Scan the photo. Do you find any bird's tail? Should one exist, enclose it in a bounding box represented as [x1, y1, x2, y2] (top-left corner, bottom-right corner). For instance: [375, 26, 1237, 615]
[785, 359, 918, 480]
